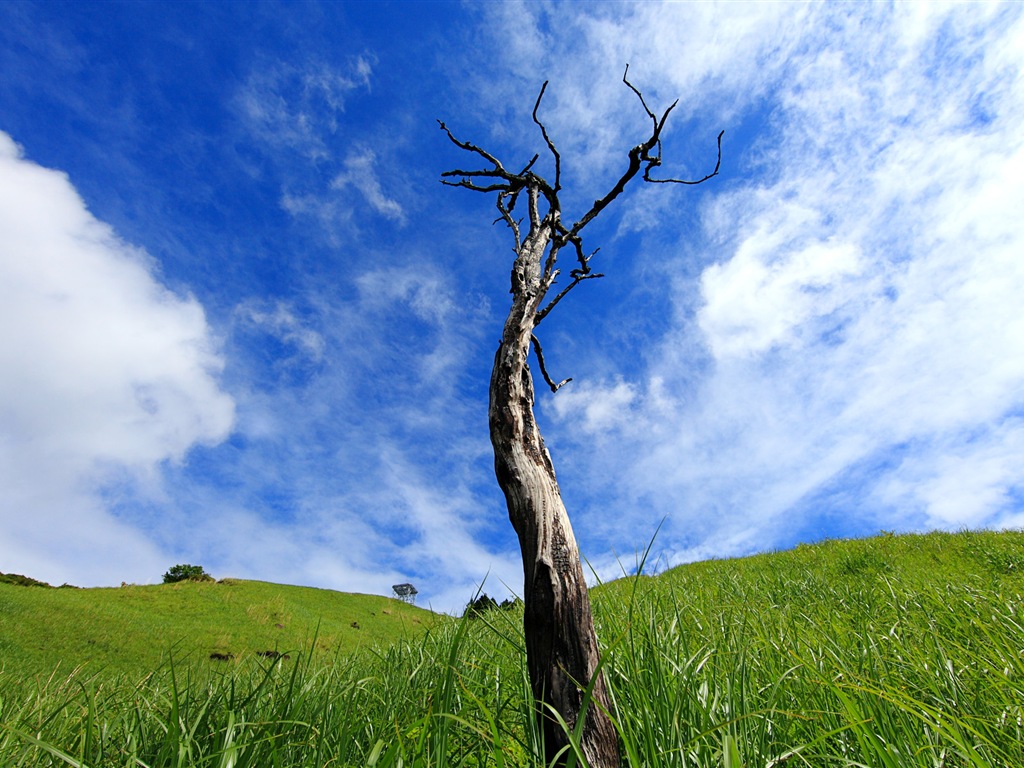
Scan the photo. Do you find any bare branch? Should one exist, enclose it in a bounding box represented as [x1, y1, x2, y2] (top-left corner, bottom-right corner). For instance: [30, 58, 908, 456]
[535, 272, 604, 325]
[519, 154, 540, 176]
[505, 187, 523, 215]
[497, 192, 522, 251]
[540, 267, 560, 295]
[532, 82, 562, 194]
[554, 68, 719, 249]
[528, 185, 542, 230]
[624, 65, 680, 140]
[438, 110, 562, 241]
[440, 178, 514, 194]
[440, 162, 524, 194]
[440, 167, 522, 187]
[571, 243, 599, 278]
[438, 120, 506, 171]
[558, 143, 647, 244]
[440, 167, 509, 180]
[645, 129, 725, 185]
[622, 63, 656, 123]
[554, 222, 599, 275]
[542, 238, 560, 283]
[531, 334, 572, 392]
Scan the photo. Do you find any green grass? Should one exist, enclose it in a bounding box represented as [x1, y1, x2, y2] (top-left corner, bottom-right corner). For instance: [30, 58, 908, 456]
[0, 577, 437, 679]
[1, 529, 1022, 767]
[598, 529, 1024, 766]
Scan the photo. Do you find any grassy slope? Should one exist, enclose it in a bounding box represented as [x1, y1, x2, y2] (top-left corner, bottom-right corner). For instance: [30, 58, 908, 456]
[0, 577, 438, 678]
[1, 529, 1022, 767]
[593, 529, 1024, 767]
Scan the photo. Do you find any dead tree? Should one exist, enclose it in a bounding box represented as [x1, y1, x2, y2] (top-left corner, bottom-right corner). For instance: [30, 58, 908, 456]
[440, 67, 722, 767]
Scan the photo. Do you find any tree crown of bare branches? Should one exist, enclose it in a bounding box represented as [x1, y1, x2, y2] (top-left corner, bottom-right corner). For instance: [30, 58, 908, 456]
[440, 65, 723, 390]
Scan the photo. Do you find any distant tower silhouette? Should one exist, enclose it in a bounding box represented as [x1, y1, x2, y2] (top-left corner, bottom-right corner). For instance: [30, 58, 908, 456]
[392, 583, 418, 604]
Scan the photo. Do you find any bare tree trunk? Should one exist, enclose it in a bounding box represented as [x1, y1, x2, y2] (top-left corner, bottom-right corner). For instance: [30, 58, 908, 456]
[440, 67, 722, 768]
[488, 232, 620, 768]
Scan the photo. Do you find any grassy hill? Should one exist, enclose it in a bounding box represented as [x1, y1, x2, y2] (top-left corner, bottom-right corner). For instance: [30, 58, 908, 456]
[0, 576, 437, 678]
[1, 529, 1023, 767]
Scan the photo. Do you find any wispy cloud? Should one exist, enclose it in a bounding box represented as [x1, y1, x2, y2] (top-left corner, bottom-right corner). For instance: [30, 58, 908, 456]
[236, 299, 326, 365]
[236, 55, 408, 237]
[465, 2, 810, 197]
[331, 149, 406, 224]
[148, 257, 510, 610]
[237, 56, 373, 160]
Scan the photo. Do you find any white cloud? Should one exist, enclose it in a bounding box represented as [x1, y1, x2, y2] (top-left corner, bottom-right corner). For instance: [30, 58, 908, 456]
[372, 446, 523, 610]
[0, 132, 235, 584]
[700, 224, 863, 358]
[355, 267, 457, 324]
[166, 257, 507, 611]
[874, 420, 1024, 531]
[549, 379, 638, 435]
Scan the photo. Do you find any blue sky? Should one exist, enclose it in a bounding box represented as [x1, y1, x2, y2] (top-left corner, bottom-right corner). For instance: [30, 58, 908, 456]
[1, 2, 1022, 613]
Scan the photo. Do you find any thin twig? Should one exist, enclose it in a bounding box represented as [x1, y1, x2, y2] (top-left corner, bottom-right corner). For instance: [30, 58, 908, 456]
[623, 63, 657, 123]
[437, 120, 506, 170]
[532, 82, 562, 194]
[644, 130, 725, 185]
[496, 193, 522, 251]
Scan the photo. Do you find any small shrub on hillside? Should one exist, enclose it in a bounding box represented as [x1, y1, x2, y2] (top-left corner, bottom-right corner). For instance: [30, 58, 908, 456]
[463, 593, 521, 618]
[0, 572, 52, 588]
[162, 564, 214, 583]
[464, 593, 498, 617]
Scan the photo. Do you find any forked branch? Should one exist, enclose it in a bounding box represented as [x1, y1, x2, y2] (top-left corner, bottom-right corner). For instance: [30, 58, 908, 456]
[496, 191, 523, 251]
[437, 120, 507, 174]
[644, 129, 724, 185]
[535, 272, 604, 325]
[556, 66, 723, 247]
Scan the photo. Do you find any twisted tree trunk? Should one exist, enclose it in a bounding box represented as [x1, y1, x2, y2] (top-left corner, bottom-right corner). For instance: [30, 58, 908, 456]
[488, 230, 619, 767]
[439, 66, 722, 768]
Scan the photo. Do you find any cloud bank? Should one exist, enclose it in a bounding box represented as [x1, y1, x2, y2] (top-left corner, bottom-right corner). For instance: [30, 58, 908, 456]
[0, 132, 235, 585]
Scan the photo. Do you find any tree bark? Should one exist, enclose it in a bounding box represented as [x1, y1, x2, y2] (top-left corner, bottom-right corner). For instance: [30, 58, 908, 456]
[489, 229, 620, 768]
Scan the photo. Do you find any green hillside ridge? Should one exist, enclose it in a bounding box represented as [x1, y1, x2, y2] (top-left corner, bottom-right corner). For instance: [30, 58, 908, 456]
[0, 576, 438, 678]
[1, 529, 1023, 767]
[598, 525, 1024, 603]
